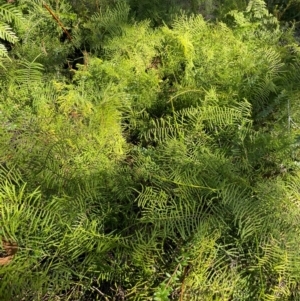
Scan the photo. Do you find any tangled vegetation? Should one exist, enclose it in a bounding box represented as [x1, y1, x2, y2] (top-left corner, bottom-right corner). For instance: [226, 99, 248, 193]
[1, 0, 300, 300]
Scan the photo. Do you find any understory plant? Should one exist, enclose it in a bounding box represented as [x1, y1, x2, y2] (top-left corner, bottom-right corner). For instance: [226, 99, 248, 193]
[0, 0, 300, 300]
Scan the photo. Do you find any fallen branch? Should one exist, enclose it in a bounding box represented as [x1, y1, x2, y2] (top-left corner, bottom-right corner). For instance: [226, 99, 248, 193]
[43, 2, 72, 41]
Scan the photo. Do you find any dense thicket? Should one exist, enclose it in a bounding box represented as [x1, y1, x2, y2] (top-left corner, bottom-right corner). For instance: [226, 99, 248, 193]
[0, 0, 300, 300]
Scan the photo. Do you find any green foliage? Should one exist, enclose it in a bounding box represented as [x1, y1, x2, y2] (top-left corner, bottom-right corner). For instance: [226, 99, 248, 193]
[83, 1, 131, 53]
[0, 0, 300, 300]
[0, 165, 125, 300]
[0, 2, 23, 61]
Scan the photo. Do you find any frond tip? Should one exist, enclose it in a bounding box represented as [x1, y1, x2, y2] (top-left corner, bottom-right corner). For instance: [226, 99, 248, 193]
[0, 2, 23, 62]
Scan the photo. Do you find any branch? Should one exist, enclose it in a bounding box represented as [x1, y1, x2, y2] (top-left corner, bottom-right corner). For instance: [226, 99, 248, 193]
[43, 2, 72, 41]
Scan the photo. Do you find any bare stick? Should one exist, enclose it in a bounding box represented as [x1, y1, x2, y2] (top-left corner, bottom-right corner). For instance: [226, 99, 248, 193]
[43, 2, 72, 41]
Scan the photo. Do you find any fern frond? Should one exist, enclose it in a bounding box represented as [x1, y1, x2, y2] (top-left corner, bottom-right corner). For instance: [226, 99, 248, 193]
[0, 3, 23, 26]
[14, 57, 44, 85]
[0, 43, 8, 58]
[0, 2, 23, 62]
[143, 116, 177, 143]
[85, 1, 130, 51]
[246, 0, 268, 19]
[0, 23, 18, 44]
[92, 1, 130, 35]
[217, 183, 264, 242]
[137, 186, 209, 241]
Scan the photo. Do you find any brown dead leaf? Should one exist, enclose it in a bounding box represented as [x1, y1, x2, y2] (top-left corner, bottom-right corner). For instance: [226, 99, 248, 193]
[0, 255, 13, 265]
[0, 240, 18, 265]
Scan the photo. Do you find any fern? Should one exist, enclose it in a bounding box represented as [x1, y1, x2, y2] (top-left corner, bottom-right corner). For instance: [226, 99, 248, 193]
[0, 23, 18, 45]
[14, 57, 44, 85]
[0, 2, 23, 59]
[0, 164, 127, 300]
[0, 4, 21, 57]
[0, 1, 299, 300]
[0, 3, 23, 26]
[84, 1, 130, 52]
